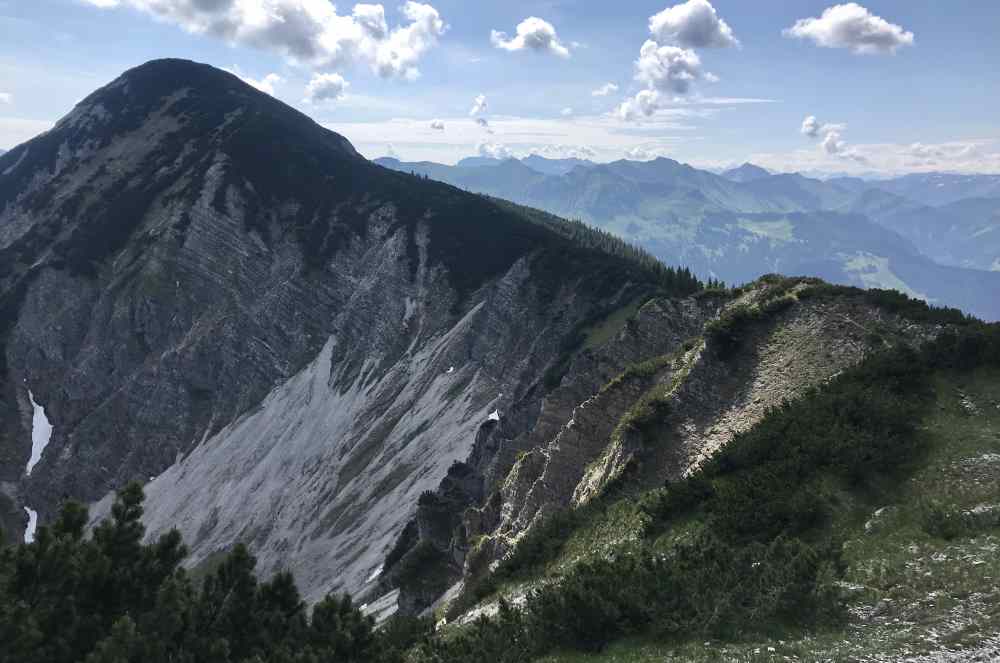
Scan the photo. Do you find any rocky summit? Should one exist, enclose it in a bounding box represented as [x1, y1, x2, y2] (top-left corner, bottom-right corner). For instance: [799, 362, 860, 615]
[0, 59, 696, 605]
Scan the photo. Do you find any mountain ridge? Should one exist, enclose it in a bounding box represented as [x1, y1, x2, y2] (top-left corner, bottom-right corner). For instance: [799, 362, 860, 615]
[0, 59, 698, 607]
[376, 155, 1000, 320]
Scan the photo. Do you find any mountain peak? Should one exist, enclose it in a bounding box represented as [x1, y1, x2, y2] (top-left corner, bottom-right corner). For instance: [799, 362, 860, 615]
[62, 58, 359, 160]
[721, 162, 771, 182]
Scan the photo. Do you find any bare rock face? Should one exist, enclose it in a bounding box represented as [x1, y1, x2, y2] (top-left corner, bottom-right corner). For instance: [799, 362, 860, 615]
[459, 282, 945, 597]
[0, 60, 680, 604]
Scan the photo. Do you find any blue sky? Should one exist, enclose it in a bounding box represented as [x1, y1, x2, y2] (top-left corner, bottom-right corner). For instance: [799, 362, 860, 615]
[2, 0, 999, 173]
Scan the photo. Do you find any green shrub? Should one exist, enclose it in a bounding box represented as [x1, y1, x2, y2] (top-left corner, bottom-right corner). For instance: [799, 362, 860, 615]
[919, 499, 975, 540]
[426, 325, 1000, 660]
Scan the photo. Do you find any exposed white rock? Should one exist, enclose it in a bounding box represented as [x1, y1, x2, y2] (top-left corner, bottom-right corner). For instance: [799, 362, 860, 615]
[23, 507, 38, 544]
[129, 320, 502, 604]
[25, 389, 53, 476]
[361, 589, 400, 623]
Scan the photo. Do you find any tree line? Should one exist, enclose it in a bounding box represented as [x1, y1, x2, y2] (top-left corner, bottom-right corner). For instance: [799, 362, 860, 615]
[0, 483, 431, 663]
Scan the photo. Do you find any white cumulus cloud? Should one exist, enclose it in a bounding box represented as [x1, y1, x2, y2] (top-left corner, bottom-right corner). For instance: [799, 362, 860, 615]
[617, 42, 714, 120]
[821, 130, 845, 154]
[305, 73, 349, 103]
[224, 67, 283, 96]
[616, 2, 732, 122]
[591, 83, 619, 97]
[469, 94, 487, 117]
[617, 89, 662, 121]
[801, 115, 821, 138]
[801, 113, 865, 162]
[429, 119, 445, 130]
[477, 141, 514, 160]
[83, 1, 447, 79]
[784, 3, 914, 55]
[625, 146, 670, 161]
[561, 107, 573, 116]
[528, 144, 597, 160]
[800, 114, 845, 138]
[490, 16, 570, 58]
[649, 0, 739, 49]
[635, 41, 707, 95]
[0, 93, 11, 104]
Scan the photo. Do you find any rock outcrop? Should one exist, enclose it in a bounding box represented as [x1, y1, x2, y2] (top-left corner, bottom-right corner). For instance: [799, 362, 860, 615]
[0, 59, 686, 605]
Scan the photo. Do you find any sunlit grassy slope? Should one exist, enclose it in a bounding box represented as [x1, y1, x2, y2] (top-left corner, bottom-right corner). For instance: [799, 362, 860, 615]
[540, 368, 1000, 662]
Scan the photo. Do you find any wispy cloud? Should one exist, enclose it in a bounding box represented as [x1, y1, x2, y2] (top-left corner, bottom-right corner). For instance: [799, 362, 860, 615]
[592, 83, 619, 97]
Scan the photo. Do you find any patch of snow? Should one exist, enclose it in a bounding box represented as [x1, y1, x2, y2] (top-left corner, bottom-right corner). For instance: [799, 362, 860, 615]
[366, 564, 383, 583]
[25, 389, 53, 476]
[403, 296, 417, 324]
[487, 409, 500, 422]
[446, 366, 455, 374]
[23, 507, 38, 544]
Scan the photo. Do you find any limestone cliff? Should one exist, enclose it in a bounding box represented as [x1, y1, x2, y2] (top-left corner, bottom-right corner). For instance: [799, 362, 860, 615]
[0, 60, 691, 605]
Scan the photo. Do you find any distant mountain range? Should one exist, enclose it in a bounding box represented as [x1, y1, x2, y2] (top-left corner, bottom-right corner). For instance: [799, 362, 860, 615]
[720, 162, 772, 182]
[376, 155, 1000, 320]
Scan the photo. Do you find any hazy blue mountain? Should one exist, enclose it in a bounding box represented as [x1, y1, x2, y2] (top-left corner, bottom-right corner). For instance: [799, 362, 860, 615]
[720, 162, 771, 182]
[377, 155, 1000, 319]
[823, 175, 870, 194]
[660, 210, 1000, 319]
[455, 156, 503, 168]
[872, 197, 1000, 271]
[439, 154, 596, 175]
[738, 172, 860, 210]
[520, 154, 596, 175]
[874, 172, 1000, 206]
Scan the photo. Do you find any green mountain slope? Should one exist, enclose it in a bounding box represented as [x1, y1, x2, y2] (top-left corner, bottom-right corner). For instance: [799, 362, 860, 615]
[542, 365, 1000, 662]
[412, 303, 1000, 662]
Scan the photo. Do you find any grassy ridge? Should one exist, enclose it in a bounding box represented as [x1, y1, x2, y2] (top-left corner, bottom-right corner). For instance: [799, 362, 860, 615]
[412, 323, 1000, 662]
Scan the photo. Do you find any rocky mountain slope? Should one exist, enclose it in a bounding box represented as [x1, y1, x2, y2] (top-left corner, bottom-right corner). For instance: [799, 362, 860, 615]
[379, 279, 999, 663]
[0, 60, 992, 641]
[0, 59, 696, 603]
[398, 279, 954, 619]
[376, 157, 1000, 320]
